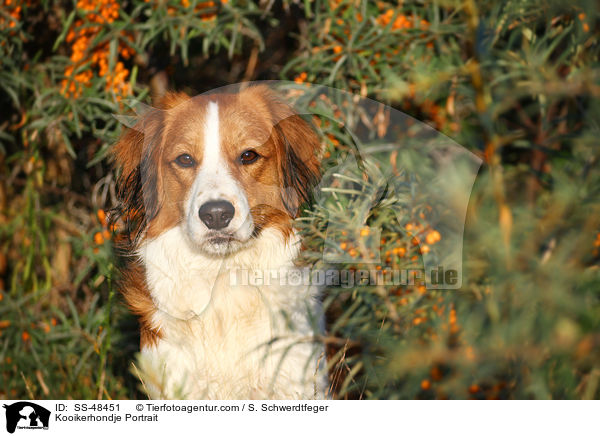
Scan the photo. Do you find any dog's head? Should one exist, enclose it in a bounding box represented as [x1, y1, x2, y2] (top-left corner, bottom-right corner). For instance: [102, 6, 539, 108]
[113, 85, 321, 256]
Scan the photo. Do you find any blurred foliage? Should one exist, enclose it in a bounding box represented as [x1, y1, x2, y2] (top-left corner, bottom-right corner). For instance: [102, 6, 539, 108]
[1, 0, 599, 399]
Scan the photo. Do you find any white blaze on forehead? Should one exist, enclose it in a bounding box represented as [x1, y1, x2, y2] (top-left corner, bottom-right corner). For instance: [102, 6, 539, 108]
[202, 101, 221, 173]
[183, 99, 254, 247]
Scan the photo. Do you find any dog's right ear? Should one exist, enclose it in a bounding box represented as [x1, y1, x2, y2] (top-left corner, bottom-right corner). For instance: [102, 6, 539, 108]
[111, 92, 189, 243]
[111, 108, 160, 243]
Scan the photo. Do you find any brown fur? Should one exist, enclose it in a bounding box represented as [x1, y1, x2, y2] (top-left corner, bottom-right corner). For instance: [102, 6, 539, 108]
[119, 262, 163, 347]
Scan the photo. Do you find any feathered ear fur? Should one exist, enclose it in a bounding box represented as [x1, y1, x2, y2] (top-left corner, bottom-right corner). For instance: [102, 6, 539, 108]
[111, 92, 189, 245]
[273, 117, 322, 217]
[241, 85, 322, 217]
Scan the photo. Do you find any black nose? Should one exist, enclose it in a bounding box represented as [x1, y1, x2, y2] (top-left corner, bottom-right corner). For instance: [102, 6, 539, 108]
[199, 200, 235, 230]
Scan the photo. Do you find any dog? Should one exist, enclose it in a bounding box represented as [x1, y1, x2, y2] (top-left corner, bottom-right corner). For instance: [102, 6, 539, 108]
[112, 85, 327, 399]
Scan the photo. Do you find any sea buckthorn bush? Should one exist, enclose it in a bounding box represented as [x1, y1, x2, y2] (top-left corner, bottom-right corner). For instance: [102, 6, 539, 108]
[1, 0, 599, 399]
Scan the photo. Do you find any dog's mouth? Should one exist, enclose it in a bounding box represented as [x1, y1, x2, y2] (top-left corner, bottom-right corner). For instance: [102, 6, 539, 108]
[207, 234, 234, 245]
[199, 231, 250, 256]
[184, 215, 255, 256]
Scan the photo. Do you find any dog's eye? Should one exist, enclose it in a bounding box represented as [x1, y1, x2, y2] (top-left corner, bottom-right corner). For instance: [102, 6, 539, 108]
[175, 154, 195, 168]
[239, 149, 260, 165]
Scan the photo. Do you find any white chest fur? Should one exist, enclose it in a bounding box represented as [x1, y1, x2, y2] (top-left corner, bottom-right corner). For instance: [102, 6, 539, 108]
[137, 226, 326, 399]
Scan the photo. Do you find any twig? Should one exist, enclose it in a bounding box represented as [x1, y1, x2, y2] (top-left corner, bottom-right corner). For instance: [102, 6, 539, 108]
[131, 361, 151, 400]
[35, 370, 50, 397]
[20, 371, 35, 400]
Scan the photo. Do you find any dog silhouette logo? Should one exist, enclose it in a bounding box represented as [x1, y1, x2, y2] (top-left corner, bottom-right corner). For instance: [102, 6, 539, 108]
[2, 402, 50, 433]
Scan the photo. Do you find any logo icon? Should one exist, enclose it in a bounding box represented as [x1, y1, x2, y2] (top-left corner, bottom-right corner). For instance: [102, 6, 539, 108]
[2, 402, 50, 434]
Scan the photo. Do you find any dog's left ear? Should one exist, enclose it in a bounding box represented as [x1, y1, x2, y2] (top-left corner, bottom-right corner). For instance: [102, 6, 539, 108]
[242, 85, 322, 217]
[273, 115, 322, 217]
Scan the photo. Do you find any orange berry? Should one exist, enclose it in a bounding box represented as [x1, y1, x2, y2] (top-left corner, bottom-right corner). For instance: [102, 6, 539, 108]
[360, 227, 370, 237]
[449, 309, 457, 324]
[426, 230, 441, 245]
[94, 232, 104, 245]
[340, 242, 348, 250]
[0, 320, 10, 328]
[420, 244, 430, 254]
[333, 45, 343, 54]
[349, 248, 358, 257]
[294, 72, 308, 84]
[22, 331, 30, 341]
[421, 379, 431, 390]
[468, 384, 480, 394]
